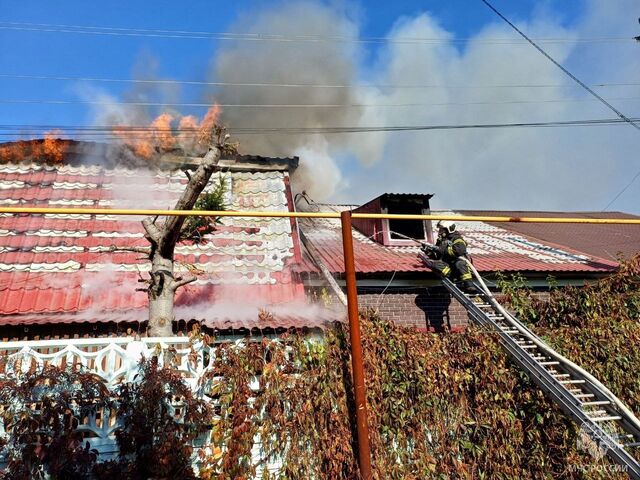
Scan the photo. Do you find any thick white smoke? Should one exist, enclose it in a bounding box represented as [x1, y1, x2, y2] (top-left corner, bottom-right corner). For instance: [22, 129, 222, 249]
[209, 1, 375, 200]
[210, 0, 640, 212]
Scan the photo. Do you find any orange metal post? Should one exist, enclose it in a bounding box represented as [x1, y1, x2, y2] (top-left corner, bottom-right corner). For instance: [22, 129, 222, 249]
[340, 210, 373, 479]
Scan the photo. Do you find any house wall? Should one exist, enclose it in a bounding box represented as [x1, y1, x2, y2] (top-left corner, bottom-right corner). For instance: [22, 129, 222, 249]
[356, 287, 549, 332]
[351, 198, 384, 244]
[357, 287, 469, 332]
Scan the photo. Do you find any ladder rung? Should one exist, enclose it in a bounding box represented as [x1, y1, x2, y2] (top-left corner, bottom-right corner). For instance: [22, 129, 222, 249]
[581, 400, 611, 406]
[590, 415, 621, 422]
[586, 409, 608, 416]
[453, 277, 634, 440]
[624, 442, 640, 448]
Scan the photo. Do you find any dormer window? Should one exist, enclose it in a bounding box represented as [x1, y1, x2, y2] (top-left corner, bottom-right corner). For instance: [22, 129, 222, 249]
[352, 193, 434, 246]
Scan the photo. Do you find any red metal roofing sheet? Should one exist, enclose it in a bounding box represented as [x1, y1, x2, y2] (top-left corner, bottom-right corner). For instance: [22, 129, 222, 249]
[459, 210, 640, 261]
[0, 162, 314, 329]
[0, 305, 343, 330]
[298, 213, 618, 275]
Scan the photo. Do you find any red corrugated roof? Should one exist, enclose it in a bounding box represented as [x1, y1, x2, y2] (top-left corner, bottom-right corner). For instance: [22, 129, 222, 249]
[298, 207, 619, 275]
[459, 210, 640, 261]
[0, 161, 328, 328]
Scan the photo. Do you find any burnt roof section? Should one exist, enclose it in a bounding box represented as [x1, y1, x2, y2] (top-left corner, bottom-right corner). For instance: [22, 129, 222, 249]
[459, 210, 640, 261]
[0, 140, 299, 172]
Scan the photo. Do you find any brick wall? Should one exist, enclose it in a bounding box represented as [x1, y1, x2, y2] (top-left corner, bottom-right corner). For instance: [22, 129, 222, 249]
[357, 287, 470, 332]
[306, 285, 552, 332]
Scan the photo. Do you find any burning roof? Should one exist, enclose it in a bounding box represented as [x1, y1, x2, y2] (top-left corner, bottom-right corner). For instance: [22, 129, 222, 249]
[0, 147, 333, 330]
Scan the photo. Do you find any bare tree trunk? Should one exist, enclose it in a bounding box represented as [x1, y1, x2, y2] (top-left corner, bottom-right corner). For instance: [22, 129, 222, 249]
[143, 146, 221, 336]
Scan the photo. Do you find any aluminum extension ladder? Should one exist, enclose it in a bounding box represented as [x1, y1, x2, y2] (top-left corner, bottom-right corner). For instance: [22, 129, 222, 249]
[442, 277, 640, 478]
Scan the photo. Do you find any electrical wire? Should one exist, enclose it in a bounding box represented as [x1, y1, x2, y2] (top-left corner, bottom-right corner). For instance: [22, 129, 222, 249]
[0, 118, 637, 139]
[0, 21, 634, 45]
[374, 270, 397, 310]
[1, 73, 639, 90]
[2, 96, 640, 109]
[603, 171, 640, 211]
[480, 0, 640, 132]
[479, 0, 640, 210]
[1, 117, 638, 131]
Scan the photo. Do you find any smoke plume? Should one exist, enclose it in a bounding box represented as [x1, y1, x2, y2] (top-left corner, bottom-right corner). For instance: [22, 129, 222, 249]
[209, 0, 640, 212]
[208, 1, 378, 200]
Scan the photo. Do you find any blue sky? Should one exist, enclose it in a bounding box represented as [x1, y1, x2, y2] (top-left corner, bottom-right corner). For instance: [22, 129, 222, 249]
[1, 0, 639, 213]
[1, 0, 583, 126]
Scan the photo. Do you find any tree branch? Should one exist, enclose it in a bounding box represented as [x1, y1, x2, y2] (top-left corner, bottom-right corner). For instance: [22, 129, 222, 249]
[95, 246, 151, 255]
[172, 276, 197, 290]
[142, 217, 162, 243]
[158, 145, 222, 257]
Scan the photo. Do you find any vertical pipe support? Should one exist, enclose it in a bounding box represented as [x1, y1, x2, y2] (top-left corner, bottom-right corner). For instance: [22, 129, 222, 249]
[340, 210, 373, 479]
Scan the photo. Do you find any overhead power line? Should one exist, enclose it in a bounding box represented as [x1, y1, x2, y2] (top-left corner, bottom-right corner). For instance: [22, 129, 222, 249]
[604, 171, 640, 210]
[2, 73, 638, 90]
[0, 117, 637, 139]
[480, 0, 640, 210]
[0, 21, 634, 45]
[480, 0, 640, 132]
[2, 97, 640, 109]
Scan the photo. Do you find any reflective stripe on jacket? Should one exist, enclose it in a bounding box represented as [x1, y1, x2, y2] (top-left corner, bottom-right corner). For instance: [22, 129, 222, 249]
[439, 232, 467, 259]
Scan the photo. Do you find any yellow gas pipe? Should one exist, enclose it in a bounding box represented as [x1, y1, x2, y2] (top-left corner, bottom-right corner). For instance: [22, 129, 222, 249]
[0, 207, 639, 224]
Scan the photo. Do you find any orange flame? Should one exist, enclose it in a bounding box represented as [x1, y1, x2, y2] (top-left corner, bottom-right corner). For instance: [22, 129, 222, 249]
[152, 113, 176, 151]
[0, 132, 68, 163]
[0, 141, 27, 163]
[177, 115, 199, 153]
[112, 104, 221, 159]
[197, 104, 221, 145]
[42, 130, 67, 163]
[112, 123, 155, 159]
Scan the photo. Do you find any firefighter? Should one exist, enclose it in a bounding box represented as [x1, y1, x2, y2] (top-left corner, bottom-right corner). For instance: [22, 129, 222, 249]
[421, 220, 477, 293]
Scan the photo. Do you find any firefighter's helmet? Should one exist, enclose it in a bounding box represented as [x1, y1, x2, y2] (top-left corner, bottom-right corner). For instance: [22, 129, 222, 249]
[437, 220, 456, 234]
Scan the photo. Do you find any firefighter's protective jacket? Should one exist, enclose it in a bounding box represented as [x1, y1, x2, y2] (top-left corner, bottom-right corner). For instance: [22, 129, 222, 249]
[436, 231, 468, 261]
